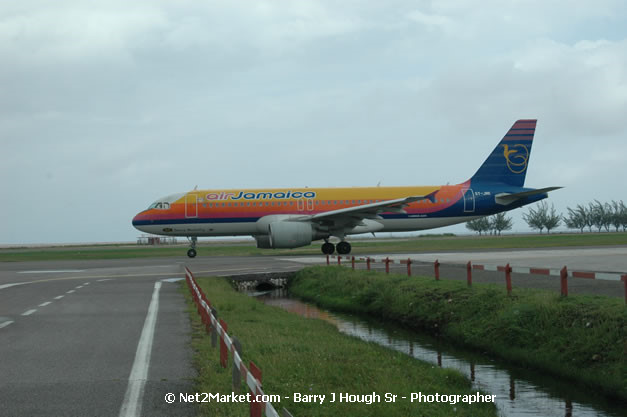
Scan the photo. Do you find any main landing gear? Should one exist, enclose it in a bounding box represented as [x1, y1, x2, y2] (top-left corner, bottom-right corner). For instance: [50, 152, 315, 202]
[187, 236, 197, 258]
[321, 241, 335, 255]
[337, 241, 351, 255]
[320, 240, 352, 255]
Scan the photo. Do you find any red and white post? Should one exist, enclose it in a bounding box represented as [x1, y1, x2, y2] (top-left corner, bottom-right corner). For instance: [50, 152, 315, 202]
[505, 263, 512, 296]
[560, 266, 568, 297]
[466, 261, 472, 287]
[434, 259, 440, 281]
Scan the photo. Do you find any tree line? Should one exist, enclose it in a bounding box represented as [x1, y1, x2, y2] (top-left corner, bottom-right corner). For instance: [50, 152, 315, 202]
[562, 200, 627, 233]
[465, 200, 627, 235]
[465, 212, 513, 235]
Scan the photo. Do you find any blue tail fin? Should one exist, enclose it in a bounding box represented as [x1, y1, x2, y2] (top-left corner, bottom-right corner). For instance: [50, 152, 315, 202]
[471, 119, 536, 187]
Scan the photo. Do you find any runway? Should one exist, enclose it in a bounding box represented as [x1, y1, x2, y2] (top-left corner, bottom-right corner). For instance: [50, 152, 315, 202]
[0, 256, 302, 416]
[0, 248, 625, 415]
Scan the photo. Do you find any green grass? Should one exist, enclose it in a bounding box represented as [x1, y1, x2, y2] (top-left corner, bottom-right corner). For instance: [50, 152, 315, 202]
[289, 267, 627, 401]
[185, 278, 497, 417]
[2, 232, 627, 262]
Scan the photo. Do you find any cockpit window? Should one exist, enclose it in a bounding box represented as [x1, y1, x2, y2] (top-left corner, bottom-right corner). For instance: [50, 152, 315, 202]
[147, 202, 170, 210]
[147, 192, 184, 210]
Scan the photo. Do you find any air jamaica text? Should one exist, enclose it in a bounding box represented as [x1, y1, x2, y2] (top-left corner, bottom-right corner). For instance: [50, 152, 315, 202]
[205, 190, 316, 201]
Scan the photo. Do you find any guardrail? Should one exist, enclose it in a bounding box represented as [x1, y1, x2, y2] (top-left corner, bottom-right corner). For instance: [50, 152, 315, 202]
[185, 267, 292, 417]
[326, 255, 627, 303]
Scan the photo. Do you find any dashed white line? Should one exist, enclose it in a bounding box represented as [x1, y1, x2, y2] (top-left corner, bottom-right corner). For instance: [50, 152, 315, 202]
[22, 309, 37, 316]
[76, 285, 83, 289]
[66, 290, 75, 294]
[38, 301, 52, 307]
[0, 321, 14, 329]
[54, 295, 64, 300]
[119, 281, 162, 417]
[83, 282, 90, 285]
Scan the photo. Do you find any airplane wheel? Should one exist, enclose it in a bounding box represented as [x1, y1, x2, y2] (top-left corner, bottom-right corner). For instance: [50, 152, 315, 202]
[321, 242, 335, 255]
[187, 248, 197, 258]
[336, 241, 351, 255]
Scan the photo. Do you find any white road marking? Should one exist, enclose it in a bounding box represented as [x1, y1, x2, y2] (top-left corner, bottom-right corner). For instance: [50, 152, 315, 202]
[22, 309, 37, 316]
[76, 285, 83, 289]
[83, 282, 90, 285]
[18, 270, 85, 274]
[192, 267, 261, 274]
[38, 301, 52, 307]
[0, 283, 28, 290]
[66, 290, 75, 294]
[119, 281, 162, 417]
[161, 277, 184, 283]
[97, 279, 113, 282]
[0, 321, 14, 329]
[54, 295, 64, 300]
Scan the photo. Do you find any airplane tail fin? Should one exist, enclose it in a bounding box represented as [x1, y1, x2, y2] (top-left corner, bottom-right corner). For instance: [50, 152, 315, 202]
[470, 119, 536, 187]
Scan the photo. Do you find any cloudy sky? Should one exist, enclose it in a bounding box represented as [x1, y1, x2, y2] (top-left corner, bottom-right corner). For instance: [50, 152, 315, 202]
[2, 1, 626, 244]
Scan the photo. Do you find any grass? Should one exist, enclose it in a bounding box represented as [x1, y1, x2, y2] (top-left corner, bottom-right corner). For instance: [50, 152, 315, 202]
[185, 277, 498, 417]
[2, 232, 627, 262]
[289, 266, 627, 401]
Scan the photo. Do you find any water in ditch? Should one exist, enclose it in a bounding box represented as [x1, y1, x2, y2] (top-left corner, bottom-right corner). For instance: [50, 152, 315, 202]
[253, 288, 625, 417]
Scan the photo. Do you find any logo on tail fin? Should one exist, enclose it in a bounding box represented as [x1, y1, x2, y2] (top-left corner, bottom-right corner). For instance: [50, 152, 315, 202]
[502, 144, 529, 174]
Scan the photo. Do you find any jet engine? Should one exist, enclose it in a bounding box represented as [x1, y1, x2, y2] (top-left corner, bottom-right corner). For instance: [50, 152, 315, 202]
[254, 221, 314, 249]
[269, 221, 313, 248]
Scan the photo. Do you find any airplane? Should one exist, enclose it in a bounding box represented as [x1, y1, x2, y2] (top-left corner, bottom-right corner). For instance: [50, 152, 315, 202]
[132, 119, 561, 258]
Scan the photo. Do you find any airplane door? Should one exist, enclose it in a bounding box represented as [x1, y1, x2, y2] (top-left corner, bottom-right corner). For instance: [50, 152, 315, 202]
[306, 199, 314, 211]
[185, 194, 198, 218]
[297, 199, 305, 211]
[463, 189, 475, 213]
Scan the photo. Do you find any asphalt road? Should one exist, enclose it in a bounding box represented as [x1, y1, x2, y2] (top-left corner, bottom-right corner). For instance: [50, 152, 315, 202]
[0, 257, 303, 417]
[1, 248, 625, 416]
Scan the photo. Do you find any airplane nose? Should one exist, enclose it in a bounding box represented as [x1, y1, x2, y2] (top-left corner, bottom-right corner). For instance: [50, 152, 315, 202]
[132, 212, 148, 231]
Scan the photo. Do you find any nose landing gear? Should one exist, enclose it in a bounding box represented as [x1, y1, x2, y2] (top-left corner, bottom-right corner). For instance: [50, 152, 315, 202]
[187, 236, 197, 258]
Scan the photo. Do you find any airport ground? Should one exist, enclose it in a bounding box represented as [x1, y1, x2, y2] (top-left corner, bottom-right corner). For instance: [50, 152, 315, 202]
[0, 245, 625, 416]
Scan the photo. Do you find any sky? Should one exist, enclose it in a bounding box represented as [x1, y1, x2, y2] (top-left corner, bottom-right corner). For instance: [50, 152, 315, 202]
[2, 1, 626, 245]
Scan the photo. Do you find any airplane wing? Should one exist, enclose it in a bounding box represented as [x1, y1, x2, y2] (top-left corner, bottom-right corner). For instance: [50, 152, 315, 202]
[495, 186, 562, 205]
[294, 192, 437, 230]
